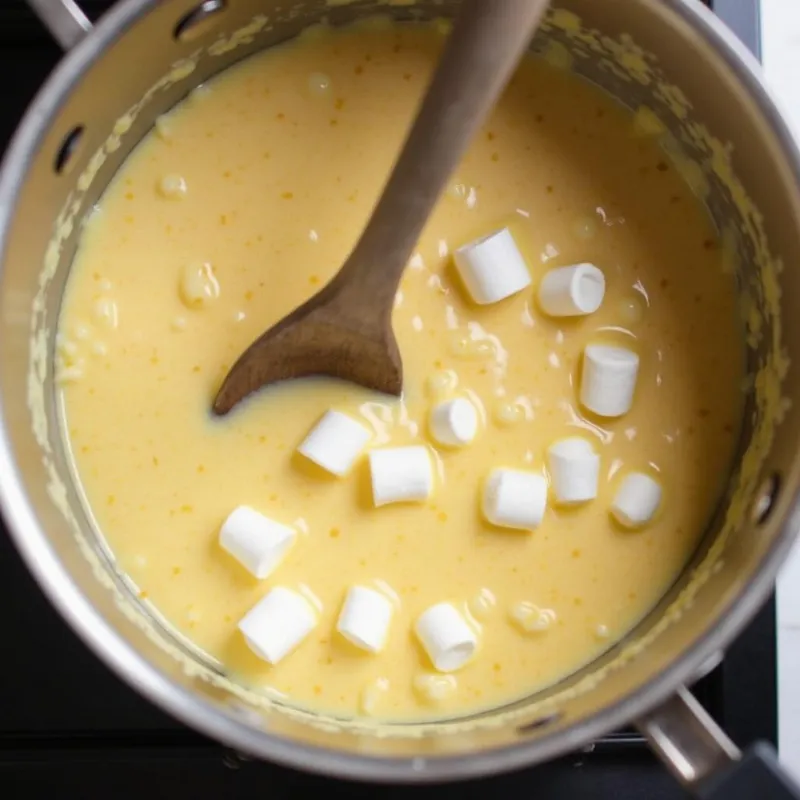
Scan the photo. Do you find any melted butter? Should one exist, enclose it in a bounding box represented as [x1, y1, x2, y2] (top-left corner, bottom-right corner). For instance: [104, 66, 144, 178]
[57, 23, 744, 720]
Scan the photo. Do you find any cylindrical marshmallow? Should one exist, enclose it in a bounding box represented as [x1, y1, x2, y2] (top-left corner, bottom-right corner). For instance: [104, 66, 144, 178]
[336, 585, 394, 653]
[580, 344, 640, 417]
[238, 587, 317, 665]
[429, 397, 478, 447]
[547, 437, 600, 505]
[483, 468, 548, 530]
[219, 506, 296, 579]
[453, 228, 531, 305]
[369, 446, 433, 507]
[611, 472, 662, 528]
[537, 263, 606, 317]
[298, 409, 371, 476]
[414, 602, 478, 672]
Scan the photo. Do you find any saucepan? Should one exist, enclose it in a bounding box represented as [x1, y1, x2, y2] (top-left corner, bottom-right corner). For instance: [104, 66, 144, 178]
[2, 0, 800, 795]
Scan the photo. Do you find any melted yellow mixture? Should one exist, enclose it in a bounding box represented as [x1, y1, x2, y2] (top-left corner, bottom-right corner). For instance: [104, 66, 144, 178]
[58, 23, 743, 719]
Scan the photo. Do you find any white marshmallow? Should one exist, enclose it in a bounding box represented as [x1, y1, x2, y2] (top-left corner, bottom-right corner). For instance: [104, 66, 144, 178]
[429, 397, 478, 447]
[537, 263, 605, 317]
[298, 410, 371, 476]
[413, 673, 458, 704]
[510, 601, 557, 633]
[483, 468, 547, 530]
[580, 344, 640, 417]
[611, 472, 662, 528]
[219, 506, 296, 579]
[369, 446, 433, 507]
[238, 587, 317, 664]
[453, 228, 531, 305]
[414, 602, 478, 672]
[547, 437, 600, 505]
[336, 585, 394, 653]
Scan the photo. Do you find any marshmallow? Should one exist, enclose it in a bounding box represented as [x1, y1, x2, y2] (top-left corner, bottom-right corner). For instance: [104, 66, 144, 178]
[429, 397, 478, 447]
[537, 263, 605, 317]
[336, 585, 394, 653]
[414, 602, 478, 672]
[611, 472, 662, 528]
[360, 677, 390, 715]
[238, 587, 317, 664]
[510, 601, 557, 633]
[580, 344, 640, 417]
[179, 261, 220, 309]
[547, 437, 600, 505]
[453, 228, 531, 305]
[157, 173, 187, 200]
[413, 673, 458, 704]
[219, 506, 296, 579]
[298, 410, 371, 476]
[483, 468, 547, 530]
[369, 446, 433, 507]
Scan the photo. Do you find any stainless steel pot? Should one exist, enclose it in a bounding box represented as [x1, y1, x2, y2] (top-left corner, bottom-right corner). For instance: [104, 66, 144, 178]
[3, 0, 800, 795]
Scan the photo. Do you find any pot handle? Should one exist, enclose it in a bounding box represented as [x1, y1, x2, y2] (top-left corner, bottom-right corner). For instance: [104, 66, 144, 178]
[26, 0, 92, 50]
[638, 687, 800, 799]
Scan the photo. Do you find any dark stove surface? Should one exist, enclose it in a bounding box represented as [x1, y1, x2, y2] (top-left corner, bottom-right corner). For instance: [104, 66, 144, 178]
[0, 1, 768, 797]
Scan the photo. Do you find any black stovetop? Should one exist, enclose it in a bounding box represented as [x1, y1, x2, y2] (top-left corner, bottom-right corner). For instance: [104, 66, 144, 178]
[0, 1, 768, 797]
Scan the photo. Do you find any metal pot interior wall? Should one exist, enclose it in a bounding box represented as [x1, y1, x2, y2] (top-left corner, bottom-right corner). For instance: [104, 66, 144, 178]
[1, 0, 799, 777]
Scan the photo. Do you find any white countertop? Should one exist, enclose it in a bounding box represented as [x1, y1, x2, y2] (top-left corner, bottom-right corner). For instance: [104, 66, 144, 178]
[762, 0, 800, 779]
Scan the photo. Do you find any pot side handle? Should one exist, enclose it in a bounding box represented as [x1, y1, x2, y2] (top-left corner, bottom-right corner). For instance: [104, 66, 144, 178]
[638, 687, 800, 799]
[698, 742, 800, 800]
[26, 0, 92, 50]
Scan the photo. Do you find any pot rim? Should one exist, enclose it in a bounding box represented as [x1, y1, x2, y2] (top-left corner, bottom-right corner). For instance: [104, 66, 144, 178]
[0, 0, 799, 782]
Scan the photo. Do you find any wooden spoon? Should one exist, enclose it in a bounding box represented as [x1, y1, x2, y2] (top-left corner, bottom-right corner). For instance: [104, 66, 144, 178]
[213, 0, 549, 416]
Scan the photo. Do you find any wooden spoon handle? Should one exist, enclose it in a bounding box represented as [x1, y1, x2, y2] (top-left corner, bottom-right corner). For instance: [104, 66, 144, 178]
[335, 0, 549, 309]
